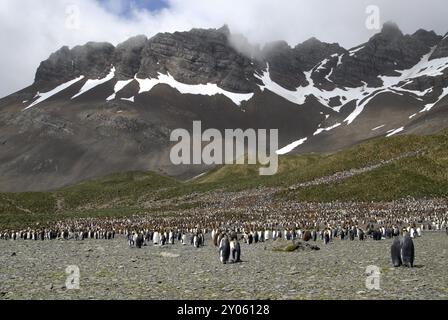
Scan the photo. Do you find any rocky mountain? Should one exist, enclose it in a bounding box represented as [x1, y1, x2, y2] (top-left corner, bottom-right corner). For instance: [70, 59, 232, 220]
[1, 22, 448, 192]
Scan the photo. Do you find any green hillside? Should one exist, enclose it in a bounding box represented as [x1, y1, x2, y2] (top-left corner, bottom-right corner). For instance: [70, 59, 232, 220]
[1, 129, 447, 229]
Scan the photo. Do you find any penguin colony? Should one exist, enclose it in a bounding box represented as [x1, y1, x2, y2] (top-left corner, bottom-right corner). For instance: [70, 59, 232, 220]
[2, 221, 443, 267]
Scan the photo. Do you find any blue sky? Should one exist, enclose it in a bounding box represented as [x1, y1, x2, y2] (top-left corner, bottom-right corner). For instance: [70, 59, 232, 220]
[97, 0, 169, 16]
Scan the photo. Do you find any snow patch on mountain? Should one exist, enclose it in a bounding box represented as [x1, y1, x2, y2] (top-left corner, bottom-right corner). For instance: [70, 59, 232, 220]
[24, 76, 85, 110]
[344, 47, 448, 124]
[120, 96, 135, 103]
[255, 46, 448, 126]
[72, 67, 116, 100]
[313, 123, 341, 136]
[106, 79, 133, 101]
[349, 46, 365, 57]
[135, 73, 253, 106]
[336, 54, 344, 66]
[255, 65, 366, 112]
[386, 127, 405, 137]
[420, 87, 448, 113]
[276, 138, 308, 155]
[372, 125, 385, 131]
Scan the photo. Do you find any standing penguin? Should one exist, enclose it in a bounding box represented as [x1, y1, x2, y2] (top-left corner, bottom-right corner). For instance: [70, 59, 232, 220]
[253, 231, 259, 244]
[181, 233, 187, 245]
[391, 237, 403, 267]
[199, 233, 205, 247]
[230, 239, 241, 263]
[193, 234, 199, 248]
[217, 233, 224, 248]
[324, 230, 330, 245]
[401, 233, 415, 268]
[312, 230, 317, 242]
[160, 233, 166, 246]
[358, 229, 365, 241]
[136, 233, 144, 249]
[132, 232, 138, 247]
[349, 229, 355, 241]
[153, 232, 160, 245]
[213, 231, 219, 247]
[264, 230, 270, 242]
[219, 235, 231, 264]
[416, 227, 422, 237]
[248, 233, 253, 245]
[211, 229, 216, 244]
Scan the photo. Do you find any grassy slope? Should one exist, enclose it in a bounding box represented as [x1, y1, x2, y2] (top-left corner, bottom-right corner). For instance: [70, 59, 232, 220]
[194, 131, 442, 191]
[1, 129, 447, 228]
[0, 171, 179, 229]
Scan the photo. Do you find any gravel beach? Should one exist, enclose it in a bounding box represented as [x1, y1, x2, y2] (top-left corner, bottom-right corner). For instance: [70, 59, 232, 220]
[0, 232, 446, 300]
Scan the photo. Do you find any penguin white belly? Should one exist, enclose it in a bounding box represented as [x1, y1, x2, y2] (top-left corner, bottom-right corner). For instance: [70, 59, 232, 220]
[264, 231, 270, 241]
[153, 232, 160, 245]
[193, 236, 199, 247]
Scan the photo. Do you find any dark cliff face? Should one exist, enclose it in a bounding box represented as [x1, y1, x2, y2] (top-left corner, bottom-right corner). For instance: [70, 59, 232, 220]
[113, 35, 148, 80]
[260, 38, 346, 90]
[32, 26, 354, 95]
[137, 27, 259, 93]
[35, 27, 262, 94]
[35, 23, 446, 96]
[294, 37, 346, 71]
[329, 22, 442, 88]
[35, 42, 115, 84]
[261, 40, 306, 90]
[430, 34, 448, 60]
[33, 24, 448, 94]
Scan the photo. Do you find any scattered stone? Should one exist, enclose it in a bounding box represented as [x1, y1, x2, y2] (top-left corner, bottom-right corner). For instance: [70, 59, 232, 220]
[160, 252, 180, 258]
[400, 279, 419, 282]
[0, 233, 445, 300]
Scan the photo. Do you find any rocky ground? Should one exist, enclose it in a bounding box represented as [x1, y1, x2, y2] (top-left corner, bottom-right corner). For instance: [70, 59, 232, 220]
[0, 232, 446, 300]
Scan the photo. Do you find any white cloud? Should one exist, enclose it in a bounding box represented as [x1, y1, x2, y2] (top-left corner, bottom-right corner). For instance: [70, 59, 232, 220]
[0, 0, 447, 98]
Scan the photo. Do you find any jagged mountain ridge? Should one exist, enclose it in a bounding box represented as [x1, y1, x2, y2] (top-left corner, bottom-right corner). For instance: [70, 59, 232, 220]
[1, 22, 448, 192]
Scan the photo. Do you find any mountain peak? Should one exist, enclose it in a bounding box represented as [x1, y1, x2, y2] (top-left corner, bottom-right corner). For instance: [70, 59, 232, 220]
[217, 24, 231, 35]
[411, 29, 442, 47]
[380, 21, 403, 38]
[430, 31, 448, 60]
[300, 37, 323, 46]
[116, 35, 148, 48]
[263, 40, 291, 52]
